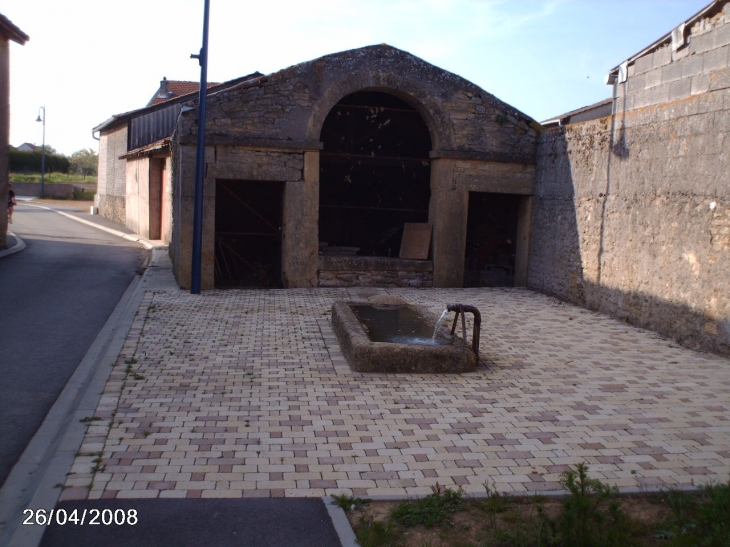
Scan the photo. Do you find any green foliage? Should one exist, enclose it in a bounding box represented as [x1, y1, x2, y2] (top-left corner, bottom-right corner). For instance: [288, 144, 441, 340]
[69, 148, 98, 178]
[391, 484, 464, 528]
[330, 492, 371, 512]
[479, 481, 509, 531]
[355, 516, 404, 547]
[9, 148, 69, 174]
[540, 463, 640, 547]
[657, 482, 730, 546]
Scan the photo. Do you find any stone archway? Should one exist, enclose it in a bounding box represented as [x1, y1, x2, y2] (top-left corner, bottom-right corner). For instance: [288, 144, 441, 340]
[318, 91, 432, 259]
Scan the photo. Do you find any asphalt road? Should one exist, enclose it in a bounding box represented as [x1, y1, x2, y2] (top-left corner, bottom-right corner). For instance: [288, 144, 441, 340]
[0, 203, 146, 488]
[39, 499, 342, 547]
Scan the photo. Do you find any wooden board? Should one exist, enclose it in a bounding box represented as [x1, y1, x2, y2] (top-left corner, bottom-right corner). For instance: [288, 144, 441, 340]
[399, 223, 432, 260]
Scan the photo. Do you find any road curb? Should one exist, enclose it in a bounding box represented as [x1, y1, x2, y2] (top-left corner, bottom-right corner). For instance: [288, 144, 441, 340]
[0, 231, 25, 258]
[323, 496, 359, 547]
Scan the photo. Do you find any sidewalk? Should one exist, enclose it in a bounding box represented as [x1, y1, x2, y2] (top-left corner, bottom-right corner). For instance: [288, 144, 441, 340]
[59, 284, 730, 501]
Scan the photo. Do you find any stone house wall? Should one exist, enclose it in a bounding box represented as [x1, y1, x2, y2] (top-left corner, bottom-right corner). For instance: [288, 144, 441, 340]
[96, 124, 128, 224]
[530, 35, 730, 354]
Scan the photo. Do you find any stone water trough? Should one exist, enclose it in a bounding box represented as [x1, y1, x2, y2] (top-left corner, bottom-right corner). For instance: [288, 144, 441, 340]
[331, 296, 477, 373]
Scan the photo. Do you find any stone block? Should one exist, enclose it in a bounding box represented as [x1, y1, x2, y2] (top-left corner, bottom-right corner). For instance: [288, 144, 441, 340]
[652, 46, 672, 69]
[709, 67, 730, 91]
[681, 54, 704, 78]
[645, 67, 662, 89]
[705, 45, 730, 72]
[669, 78, 692, 101]
[715, 22, 730, 49]
[628, 73, 646, 93]
[692, 73, 711, 95]
[634, 54, 653, 75]
[689, 31, 715, 55]
[662, 62, 683, 83]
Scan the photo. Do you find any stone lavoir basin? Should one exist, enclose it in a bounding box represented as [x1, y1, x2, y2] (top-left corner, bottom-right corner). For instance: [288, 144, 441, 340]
[331, 296, 476, 373]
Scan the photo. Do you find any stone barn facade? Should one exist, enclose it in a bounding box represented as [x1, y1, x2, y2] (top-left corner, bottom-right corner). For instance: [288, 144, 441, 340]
[169, 45, 539, 290]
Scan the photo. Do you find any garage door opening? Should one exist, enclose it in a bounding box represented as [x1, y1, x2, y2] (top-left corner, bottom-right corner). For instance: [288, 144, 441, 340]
[319, 91, 432, 257]
[214, 180, 283, 288]
[464, 192, 521, 287]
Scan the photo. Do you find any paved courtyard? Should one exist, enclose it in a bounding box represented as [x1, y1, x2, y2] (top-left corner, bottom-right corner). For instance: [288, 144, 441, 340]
[61, 286, 730, 500]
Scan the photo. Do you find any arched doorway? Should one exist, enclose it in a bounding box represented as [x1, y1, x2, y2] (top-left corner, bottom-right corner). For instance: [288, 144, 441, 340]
[318, 91, 432, 258]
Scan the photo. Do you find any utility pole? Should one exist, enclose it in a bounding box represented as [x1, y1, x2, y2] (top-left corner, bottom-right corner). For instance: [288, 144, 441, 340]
[190, 0, 210, 294]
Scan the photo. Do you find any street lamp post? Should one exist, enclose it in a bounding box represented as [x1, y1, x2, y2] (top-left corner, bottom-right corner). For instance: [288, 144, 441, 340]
[36, 106, 46, 199]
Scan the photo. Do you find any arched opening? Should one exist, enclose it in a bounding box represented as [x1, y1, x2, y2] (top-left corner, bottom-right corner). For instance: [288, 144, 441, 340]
[318, 91, 432, 257]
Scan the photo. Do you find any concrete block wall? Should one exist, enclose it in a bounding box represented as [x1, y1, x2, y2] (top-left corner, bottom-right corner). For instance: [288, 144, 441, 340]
[531, 74, 730, 355]
[616, 3, 730, 112]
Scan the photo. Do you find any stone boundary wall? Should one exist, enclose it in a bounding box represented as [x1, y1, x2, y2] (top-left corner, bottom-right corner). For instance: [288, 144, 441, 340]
[319, 256, 433, 288]
[11, 182, 74, 198]
[616, 3, 730, 112]
[530, 73, 730, 355]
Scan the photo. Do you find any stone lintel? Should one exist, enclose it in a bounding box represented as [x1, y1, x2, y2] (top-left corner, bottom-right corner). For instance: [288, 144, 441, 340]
[180, 134, 323, 151]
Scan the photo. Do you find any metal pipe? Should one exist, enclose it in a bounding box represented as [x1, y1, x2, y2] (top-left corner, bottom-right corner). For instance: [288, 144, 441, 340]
[190, 0, 210, 294]
[446, 303, 482, 359]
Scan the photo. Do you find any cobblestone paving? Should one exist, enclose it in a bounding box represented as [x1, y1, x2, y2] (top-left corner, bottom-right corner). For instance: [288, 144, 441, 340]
[62, 287, 730, 500]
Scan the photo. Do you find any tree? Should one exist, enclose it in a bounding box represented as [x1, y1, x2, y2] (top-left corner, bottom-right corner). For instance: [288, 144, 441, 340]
[69, 148, 98, 179]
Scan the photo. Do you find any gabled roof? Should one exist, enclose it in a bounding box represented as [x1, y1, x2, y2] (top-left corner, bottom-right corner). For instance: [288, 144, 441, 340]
[147, 78, 220, 107]
[0, 13, 29, 45]
[93, 72, 263, 134]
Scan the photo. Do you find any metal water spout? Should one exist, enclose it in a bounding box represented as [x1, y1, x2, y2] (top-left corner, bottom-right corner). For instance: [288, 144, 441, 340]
[446, 303, 481, 359]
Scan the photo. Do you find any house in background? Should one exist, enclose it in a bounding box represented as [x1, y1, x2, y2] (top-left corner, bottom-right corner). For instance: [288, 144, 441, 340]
[93, 73, 260, 241]
[0, 13, 28, 249]
[14, 142, 38, 152]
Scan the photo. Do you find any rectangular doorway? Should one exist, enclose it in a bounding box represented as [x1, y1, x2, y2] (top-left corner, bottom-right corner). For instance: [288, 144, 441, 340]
[214, 180, 283, 288]
[464, 192, 521, 287]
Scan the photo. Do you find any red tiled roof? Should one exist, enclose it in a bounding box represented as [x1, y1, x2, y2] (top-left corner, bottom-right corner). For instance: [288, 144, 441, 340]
[148, 80, 219, 106]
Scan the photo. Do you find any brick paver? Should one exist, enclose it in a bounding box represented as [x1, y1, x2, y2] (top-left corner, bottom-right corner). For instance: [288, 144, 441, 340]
[62, 287, 730, 500]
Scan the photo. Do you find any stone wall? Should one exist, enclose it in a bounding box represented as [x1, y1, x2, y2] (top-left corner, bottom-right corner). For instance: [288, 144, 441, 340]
[97, 124, 127, 224]
[615, 2, 730, 112]
[531, 66, 730, 354]
[319, 256, 433, 288]
[10, 182, 74, 198]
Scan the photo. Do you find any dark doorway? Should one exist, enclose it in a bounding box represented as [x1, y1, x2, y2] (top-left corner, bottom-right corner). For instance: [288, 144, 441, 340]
[319, 91, 432, 257]
[214, 180, 283, 288]
[464, 192, 521, 287]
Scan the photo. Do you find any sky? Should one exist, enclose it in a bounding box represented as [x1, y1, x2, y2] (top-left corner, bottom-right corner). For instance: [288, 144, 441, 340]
[5, 0, 711, 157]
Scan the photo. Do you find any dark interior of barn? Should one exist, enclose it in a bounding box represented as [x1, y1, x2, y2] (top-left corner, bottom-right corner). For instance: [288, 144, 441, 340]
[319, 91, 432, 257]
[463, 192, 520, 287]
[214, 180, 283, 288]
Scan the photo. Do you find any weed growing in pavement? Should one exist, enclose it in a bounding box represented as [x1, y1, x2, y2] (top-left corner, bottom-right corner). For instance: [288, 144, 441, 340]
[391, 484, 464, 528]
[331, 492, 372, 512]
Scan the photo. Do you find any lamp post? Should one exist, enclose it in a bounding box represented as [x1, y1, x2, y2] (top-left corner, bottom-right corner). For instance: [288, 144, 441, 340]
[36, 106, 46, 199]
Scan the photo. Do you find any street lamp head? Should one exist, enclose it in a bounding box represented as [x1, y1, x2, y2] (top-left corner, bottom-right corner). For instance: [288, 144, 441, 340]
[36, 115, 42, 122]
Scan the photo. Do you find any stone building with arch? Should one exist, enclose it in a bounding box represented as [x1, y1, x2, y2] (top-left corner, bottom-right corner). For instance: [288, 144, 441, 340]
[169, 44, 539, 290]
